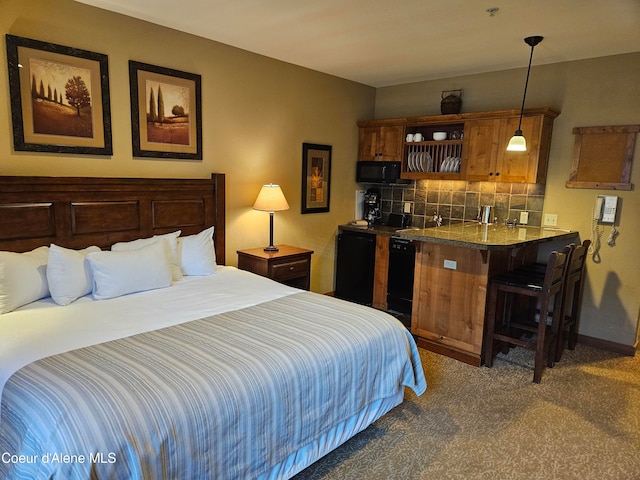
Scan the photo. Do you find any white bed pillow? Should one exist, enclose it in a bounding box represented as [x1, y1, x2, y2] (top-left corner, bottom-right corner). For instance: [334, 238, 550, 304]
[47, 244, 101, 306]
[0, 246, 50, 314]
[178, 226, 217, 276]
[112, 231, 182, 282]
[87, 241, 172, 300]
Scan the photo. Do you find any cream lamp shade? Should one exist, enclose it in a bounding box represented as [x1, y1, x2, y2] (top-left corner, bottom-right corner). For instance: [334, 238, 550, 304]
[253, 184, 290, 212]
[253, 184, 289, 252]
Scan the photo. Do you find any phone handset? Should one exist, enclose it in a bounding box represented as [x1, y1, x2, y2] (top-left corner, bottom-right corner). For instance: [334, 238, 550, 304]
[593, 196, 604, 221]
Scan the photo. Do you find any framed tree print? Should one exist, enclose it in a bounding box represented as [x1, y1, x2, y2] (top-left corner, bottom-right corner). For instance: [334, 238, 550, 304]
[301, 143, 332, 214]
[129, 61, 202, 160]
[5, 34, 112, 155]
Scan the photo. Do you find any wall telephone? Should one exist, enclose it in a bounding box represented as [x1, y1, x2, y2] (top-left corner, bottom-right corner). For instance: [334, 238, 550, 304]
[594, 195, 618, 224]
[590, 195, 619, 261]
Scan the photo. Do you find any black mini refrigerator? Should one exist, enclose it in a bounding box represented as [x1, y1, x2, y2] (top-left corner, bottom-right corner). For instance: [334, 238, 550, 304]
[334, 230, 376, 305]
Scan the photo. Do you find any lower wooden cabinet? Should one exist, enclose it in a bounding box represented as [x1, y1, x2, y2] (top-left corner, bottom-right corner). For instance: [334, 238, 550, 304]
[372, 235, 389, 310]
[412, 243, 495, 365]
[411, 241, 537, 366]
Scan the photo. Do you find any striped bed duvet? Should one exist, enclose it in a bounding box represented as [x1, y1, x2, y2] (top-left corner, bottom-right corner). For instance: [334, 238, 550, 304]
[0, 291, 426, 479]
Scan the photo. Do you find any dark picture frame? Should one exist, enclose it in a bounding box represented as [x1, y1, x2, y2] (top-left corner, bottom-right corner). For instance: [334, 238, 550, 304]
[5, 34, 112, 155]
[129, 61, 202, 160]
[301, 143, 332, 214]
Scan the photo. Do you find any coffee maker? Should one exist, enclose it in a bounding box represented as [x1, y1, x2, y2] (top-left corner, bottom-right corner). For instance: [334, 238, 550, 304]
[363, 188, 382, 226]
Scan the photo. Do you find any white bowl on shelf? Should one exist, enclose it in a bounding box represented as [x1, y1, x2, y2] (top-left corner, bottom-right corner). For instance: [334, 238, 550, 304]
[433, 132, 447, 141]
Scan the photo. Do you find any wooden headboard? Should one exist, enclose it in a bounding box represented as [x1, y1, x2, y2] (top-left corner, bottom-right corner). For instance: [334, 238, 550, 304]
[0, 174, 226, 265]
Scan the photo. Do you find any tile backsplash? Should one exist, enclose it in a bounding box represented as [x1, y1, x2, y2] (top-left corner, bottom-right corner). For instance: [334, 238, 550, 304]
[368, 181, 546, 227]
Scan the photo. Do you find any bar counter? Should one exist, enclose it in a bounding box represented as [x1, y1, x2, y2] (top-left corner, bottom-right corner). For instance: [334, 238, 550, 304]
[338, 221, 578, 366]
[339, 222, 577, 249]
[395, 223, 577, 250]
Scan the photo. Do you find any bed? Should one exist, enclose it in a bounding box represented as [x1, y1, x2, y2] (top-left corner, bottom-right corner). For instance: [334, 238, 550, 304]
[0, 174, 426, 480]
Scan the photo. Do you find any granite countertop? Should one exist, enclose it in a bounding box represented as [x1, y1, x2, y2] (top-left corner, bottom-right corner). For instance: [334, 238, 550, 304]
[339, 222, 577, 250]
[339, 223, 403, 236]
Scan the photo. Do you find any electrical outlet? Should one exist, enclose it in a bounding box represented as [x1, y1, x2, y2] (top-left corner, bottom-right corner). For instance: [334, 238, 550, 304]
[403, 202, 411, 214]
[544, 213, 558, 227]
[519, 211, 529, 225]
[444, 259, 457, 270]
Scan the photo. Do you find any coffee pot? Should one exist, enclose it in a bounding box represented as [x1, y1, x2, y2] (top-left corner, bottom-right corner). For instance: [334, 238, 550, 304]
[364, 188, 382, 226]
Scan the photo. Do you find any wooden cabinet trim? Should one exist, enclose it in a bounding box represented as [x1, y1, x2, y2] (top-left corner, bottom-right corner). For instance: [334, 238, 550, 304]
[358, 108, 558, 128]
[372, 235, 389, 310]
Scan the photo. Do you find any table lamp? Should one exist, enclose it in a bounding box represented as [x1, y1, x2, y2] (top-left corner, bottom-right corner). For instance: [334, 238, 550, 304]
[253, 183, 290, 252]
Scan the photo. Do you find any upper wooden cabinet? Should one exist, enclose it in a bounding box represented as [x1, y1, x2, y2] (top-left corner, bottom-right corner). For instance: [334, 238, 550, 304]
[463, 112, 556, 183]
[357, 108, 558, 183]
[358, 125, 404, 161]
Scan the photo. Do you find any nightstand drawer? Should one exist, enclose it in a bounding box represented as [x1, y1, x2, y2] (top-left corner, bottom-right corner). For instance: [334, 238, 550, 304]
[271, 258, 309, 281]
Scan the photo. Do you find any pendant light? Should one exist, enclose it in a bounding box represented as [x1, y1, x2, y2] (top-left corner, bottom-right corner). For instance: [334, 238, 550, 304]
[507, 35, 543, 152]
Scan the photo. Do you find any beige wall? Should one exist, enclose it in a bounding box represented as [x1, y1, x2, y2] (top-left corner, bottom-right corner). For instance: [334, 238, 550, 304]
[376, 54, 640, 348]
[1, 0, 375, 293]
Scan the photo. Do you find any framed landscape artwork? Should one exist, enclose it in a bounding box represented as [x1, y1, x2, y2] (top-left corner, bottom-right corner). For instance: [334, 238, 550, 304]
[301, 143, 332, 214]
[5, 34, 112, 155]
[129, 61, 202, 160]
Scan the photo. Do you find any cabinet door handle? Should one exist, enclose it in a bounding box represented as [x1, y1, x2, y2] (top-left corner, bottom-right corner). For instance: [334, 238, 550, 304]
[289, 266, 295, 271]
[495, 172, 500, 176]
[489, 172, 494, 176]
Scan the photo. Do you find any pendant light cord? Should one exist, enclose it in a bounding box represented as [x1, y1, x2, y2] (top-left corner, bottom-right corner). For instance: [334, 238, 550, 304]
[516, 43, 536, 133]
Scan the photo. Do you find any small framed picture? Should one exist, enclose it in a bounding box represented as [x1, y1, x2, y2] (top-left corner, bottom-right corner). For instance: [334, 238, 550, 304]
[129, 61, 202, 160]
[301, 143, 332, 214]
[5, 34, 112, 155]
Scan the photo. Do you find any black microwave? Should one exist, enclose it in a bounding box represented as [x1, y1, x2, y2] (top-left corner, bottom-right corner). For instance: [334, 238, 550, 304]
[356, 161, 404, 184]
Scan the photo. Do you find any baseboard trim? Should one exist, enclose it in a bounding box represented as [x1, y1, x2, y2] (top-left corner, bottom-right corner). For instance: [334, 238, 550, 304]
[577, 334, 637, 356]
[415, 337, 481, 367]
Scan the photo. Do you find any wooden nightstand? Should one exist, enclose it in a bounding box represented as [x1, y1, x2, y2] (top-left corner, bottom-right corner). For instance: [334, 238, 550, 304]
[237, 245, 314, 290]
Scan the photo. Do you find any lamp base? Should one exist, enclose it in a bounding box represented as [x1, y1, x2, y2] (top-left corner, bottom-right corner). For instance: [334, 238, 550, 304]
[264, 245, 279, 252]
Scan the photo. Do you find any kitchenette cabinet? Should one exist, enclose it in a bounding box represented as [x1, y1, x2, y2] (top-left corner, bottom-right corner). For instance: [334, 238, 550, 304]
[356, 108, 558, 183]
[357, 124, 404, 161]
[462, 112, 556, 183]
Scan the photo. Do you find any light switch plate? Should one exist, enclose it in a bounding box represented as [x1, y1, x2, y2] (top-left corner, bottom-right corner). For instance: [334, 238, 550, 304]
[519, 211, 529, 224]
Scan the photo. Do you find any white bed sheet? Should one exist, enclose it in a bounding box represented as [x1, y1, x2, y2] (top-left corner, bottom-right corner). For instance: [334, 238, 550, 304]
[0, 266, 300, 396]
[1, 265, 426, 479]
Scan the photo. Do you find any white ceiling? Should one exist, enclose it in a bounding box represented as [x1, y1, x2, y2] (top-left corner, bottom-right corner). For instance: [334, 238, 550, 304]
[76, 0, 640, 87]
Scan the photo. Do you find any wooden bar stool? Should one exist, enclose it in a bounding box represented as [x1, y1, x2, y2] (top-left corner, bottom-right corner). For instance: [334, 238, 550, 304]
[555, 240, 590, 361]
[483, 250, 568, 383]
[518, 240, 590, 361]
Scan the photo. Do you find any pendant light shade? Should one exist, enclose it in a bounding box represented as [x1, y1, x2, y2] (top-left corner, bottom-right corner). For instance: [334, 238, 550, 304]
[506, 131, 527, 151]
[507, 35, 543, 152]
